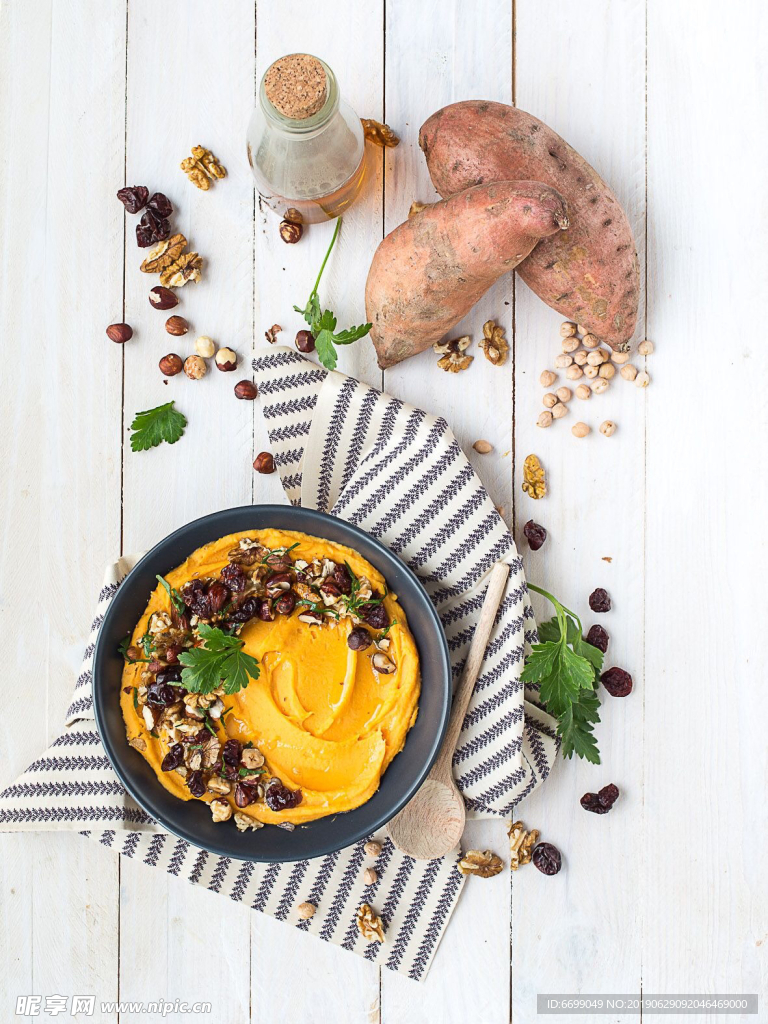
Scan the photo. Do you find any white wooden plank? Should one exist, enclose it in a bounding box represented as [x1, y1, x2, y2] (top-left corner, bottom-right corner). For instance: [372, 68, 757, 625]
[251, 3, 384, 1020]
[0, 0, 125, 1012]
[644, 0, 768, 1014]
[512, 2, 647, 1021]
[118, 2, 256, 1020]
[380, 2, 514, 1021]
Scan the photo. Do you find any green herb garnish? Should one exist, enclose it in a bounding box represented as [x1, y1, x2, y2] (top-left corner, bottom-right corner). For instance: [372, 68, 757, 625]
[118, 637, 148, 663]
[178, 624, 260, 696]
[132, 687, 139, 710]
[296, 596, 339, 620]
[521, 584, 603, 764]
[293, 218, 372, 370]
[238, 766, 266, 777]
[340, 561, 387, 617]
[129, 401, 187, 452]
[156, 575, 186, 616]
[139, 632, 155, 657]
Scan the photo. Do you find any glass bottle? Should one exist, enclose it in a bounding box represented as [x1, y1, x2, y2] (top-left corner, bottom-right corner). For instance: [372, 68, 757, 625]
[247, 53, 368, 224]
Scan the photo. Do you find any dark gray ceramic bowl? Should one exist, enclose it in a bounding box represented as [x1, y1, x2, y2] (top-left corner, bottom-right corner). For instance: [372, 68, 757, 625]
[93, 504, 451, 863]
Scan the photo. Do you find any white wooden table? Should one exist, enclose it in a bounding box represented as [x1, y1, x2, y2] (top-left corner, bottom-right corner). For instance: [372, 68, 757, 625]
[1, 1, 765, 1021]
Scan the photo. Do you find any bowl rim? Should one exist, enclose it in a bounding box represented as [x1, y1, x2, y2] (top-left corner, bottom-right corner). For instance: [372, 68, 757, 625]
[92, 504, 451, 862]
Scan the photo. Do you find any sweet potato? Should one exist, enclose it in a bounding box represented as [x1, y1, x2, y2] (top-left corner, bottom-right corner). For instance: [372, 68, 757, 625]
[419, 101, 639, 350]
[366, 180, 568, 369]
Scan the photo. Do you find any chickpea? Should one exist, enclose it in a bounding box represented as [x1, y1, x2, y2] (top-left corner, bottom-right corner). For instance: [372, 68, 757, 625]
[600, 420, 617, 437]
[599, 362, 616, 379]
[582, 333, 599, 349]
[554, 353, 573, 369]
[635, 371, 651, 388]
[620, 363, 638, 381]
[543, 392, 558, 409]
[576, 324, 588, 336]
[297, 902, 316, 920]
[573, 350, 588, 365]
[537, 410, 554, 428]
[540, 369, 557, 387]
[559, 321, 577, 338]
[598, 348, 611, 363]
[551, 401, 568, 419]
[586, 350, 604, 366]
[611, 350, 630, 365]
[565, 364, 583, 380]
[583, 364, 599, 378]
[555, 386, 572, 403]
[562, 336, 580, 354]
[638, 339, 655, 356]
[592, 377, 610, 394]
[572, 422, 591, 438]
[575, 384, 591, 400]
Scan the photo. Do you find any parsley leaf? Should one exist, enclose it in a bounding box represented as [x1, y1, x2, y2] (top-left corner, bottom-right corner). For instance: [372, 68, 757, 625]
[293, 218, 372, 371]
[523, 585, 603, 763]
[130, 401, 187, 452]
[156, 574, 186, 616]
[178, 623, 260, 696]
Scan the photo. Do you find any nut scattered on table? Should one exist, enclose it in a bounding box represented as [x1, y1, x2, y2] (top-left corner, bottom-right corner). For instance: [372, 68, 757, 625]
[361, 118, 400, 148]
[159, 353, 183, 377]
[592, 377, 610, 395]
[599, 362, 616, 379]
[586, 350, 604, 366]
[280, 220, 303, 244]
[635, 370, 651, 387]
[508, 820, 540, 870]
[297, 901, 316, 920]
[472, 439, 493, 454]
[356, 903, 385, 942]
[543, 393, 557, 409]
[565, 364, 583, 381]
[480, 319, 509, 366]
[555, 386, 572, 403]
[457, 849, 504, 877]
[194, 336, 215, 358]
[572, 421, 590, 438]
[581, 333, 599, 349]
[283, 208, 303, 225]
[620, 363, 638, 381]
[551, 401, 567, 419]
[295, 329, 316, 353]
[554, 353, 573, 369]
[434, 335, 473, 373]
[599, 420, 616, 437]
[364, 840, 382, 857]
[181, 144, 227, 190]
[559, 321, 577, 338]
[140, 233, 187, 274]
[561, 335, 580, 354]
[183, 354, 207, 380]
[149, 286, 178, 310]
[166, 315, 189, 337]
[160, 251, 203, 288]
[611, 349, 630, 365]
[583, 364, 599, 379]
[638, 339, 654, 356]
[215, 347, 238, 372]
[537, 410, 553, 428]
[363, 867, 378, 885]
[253, 452, 275, 474]
[540, 369, 557, 387]
[265, 324, 282, 344]
[522, 454, 546, 499]
[575, 384, 591, 400]
[106, 322, 132, 343]
[234, 380, 258, 400]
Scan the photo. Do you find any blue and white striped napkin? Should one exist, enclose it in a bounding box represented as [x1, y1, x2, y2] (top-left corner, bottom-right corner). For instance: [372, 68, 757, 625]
[0, 347, 557, 980]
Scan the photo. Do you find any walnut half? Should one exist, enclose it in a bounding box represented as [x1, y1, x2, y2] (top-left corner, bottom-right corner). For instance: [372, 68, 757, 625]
[361, 119, 400, 148]
[457, 849, 504, 878]
[356, 903, 385, 943]
[480, 319, 509, 366]
[508, 821, 540, 871]
[434, 335, 473, 373]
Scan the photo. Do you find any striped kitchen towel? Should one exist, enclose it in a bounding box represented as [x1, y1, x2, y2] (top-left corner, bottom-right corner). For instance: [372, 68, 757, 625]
[0, 347, 558, 980]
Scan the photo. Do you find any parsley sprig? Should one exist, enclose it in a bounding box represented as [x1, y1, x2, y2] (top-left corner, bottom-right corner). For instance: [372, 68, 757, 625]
[156, 574, 186, 616]
[340, 561, 386, 617]
[521, 584, 603, 764]
[129, 401, 187, 452]
[293, 218, 372, 371]
[178, 624, 260, 696]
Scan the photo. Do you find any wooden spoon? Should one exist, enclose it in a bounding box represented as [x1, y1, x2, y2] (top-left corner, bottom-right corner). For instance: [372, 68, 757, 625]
[387, 561, 510, 860]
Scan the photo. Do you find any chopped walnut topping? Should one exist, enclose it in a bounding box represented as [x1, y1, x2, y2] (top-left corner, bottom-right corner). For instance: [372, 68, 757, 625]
[508, 821, 540, 871]
[434, 335, 473, 373]
[206, 775, 231, 796]
[128, 735, 146, 753]
[361, 118, 400, 148]
[234, 812, 264, 832]
[356, 903, 385, 943]
[457, 849, 504, 877]
[210, 799, 233, 823]
[148, 611, 172, 634]
[201, 736, 221, 768]
[480, 320, 509, 366]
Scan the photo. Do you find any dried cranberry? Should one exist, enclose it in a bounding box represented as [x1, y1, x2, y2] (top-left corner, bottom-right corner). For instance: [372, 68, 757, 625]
[145, 680, 177, 707]
[581, 783, 620, 814]
[156, 666, 182, 686]
[347, 627, 372, 651]
[138, 208, 171, 244]
[274, 591, 296, 615]
[361, 602, 389, 630]
[187, 771, 205, 798]
[117, 185, 149, 214]
[598, 783, 620, 809]
[136, 223, 154, 247]
[532, 842, 562, 875]
[585, 624, 609, 653]
[234, 782, 255, 808]
[264, 776, 303, 812]
[332, 563, 352, 595]
[523, 520, 547, 551]
[220, 763, 239, 781]
[147, 659, 164, 674]
[220, 562, 248, 593]
[206, 580, 230, 613]
[588, 588, 611, 613]
[227, 595, 260, 623]
[600, 666, 633, 697]
[182, 579, 208, 617]
[161, 744, 184, 772]
[147, 191, 173, 217]
[222, 739, 242, 767]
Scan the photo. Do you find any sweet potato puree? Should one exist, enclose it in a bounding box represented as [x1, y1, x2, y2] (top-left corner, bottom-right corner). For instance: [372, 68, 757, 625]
[120, 529, 420, 827]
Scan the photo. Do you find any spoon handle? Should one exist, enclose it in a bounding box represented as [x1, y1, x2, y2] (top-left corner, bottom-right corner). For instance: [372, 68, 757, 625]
[432, 561, 510, 781]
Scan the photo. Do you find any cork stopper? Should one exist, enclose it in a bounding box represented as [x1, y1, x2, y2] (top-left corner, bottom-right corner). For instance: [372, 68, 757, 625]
[264, 54, 328, 120]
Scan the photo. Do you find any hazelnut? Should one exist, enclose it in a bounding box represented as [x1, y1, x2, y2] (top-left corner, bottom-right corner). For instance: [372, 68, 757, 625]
[165, 315, 189, 337]
[472, 439, 493, 454]
[583, 364, 599, 378]
[279, 220, 303, 243]
[581, 333, 599, 349]
[551, 401, 568, 419]
[554, 353, 573, 369]
[599, 362, 616, 379]
[149, 286, 178, 310]
[265, 324, 282, 344]
[572, 421, 591, 438]
[297, 901, 316, 920]
[635, 370, 651, 388]
[253, 452, 275, 474]
[542, 392, 558, 409]
[591, 377, 610, 394]
[610, 350, 630, 365]
[195, 336, 216, 358]
[364, 840, 382, 857]
[159, 353, 183, 376]
[295, 330, 316, 353]
[183, 354, 207, 380]
[586, 350, 604, 366]
[575, 384, 591, 400]
[284, 208, 304, 225]
[561, 336, 580, 354]
[215, 347, 238, 372]
[620, 363, 639, 381]
[573, 350, 588, 366]
[540, 370, 557, 387]
[106, 322, 132, 343]
[234, 380, 258, 400]
[537, 410, 553, 428]
[565, 364, 583, 380]
[555, 386, 572, 403]
[559, 321, 577, 338]
[600, 420, 617, 436]
[125, 646, 141, 662]
[638, 339, 655, 356]
[576, 323, 588, 335]
[364, 868, 378, 885]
